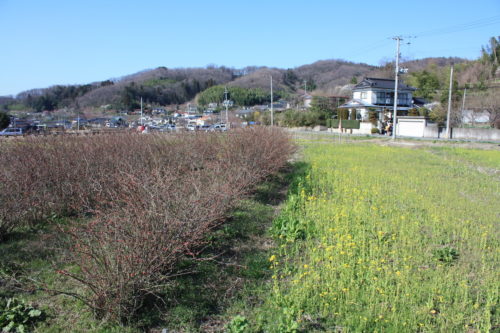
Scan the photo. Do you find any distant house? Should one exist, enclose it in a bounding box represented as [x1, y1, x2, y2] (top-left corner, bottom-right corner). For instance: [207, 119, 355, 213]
[235, 109, 255, 119]
[461, 110, 490, 124]
[8, 118, 34, 130]
[108, 116, 127, 127]
[195, 115, 213, 126]
[152, 108, 166, 115]
[71, 117, 88, 128]
[186, 104, 198, 114]
[270, 99, 290, 110]
[253, 105, 269, 112]
[87, 118, 110, 128]
[303, 94, 313, 108]
[339, 77, 416, 127]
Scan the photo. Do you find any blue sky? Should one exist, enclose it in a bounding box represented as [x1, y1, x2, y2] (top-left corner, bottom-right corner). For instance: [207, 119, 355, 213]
[1, 0, 499, 96]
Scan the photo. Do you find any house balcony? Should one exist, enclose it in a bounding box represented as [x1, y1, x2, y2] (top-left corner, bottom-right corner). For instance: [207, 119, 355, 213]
[373, 99, 411, 107]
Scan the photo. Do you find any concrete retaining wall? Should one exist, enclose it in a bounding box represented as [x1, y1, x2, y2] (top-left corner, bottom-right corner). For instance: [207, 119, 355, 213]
[423, 124, 440, 138]
[328, 122, 372, 135]
[313, 125, 328, 131]
[452, 127, 500, 141]
[288, 125, 500, 142]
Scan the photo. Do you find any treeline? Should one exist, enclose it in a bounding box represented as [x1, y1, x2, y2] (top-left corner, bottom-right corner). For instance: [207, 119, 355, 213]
[1, 78, 216, 112]
[5, 82, 111, 112]
[5, 78, 216, 112]
[197, 85, 284, 106]
[403, 37, 500, 127]
[1, 66, 237, 112]
[276, 96, 341, 127]
[119, 78, 217, 110]
[405, 37, 499, 100]
[87, 66, 236, 109]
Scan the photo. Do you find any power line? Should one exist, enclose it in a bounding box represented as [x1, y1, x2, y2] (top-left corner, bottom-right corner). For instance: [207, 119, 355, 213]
[340, 16, 499, 65]
[414, 15, 500, 38]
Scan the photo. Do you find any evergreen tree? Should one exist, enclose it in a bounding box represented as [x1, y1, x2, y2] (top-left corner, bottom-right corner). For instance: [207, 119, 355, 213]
[0, 112, 10, 130]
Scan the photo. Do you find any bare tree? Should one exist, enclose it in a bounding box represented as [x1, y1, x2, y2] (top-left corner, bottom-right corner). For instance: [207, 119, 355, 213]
[466, 88, 500, 128]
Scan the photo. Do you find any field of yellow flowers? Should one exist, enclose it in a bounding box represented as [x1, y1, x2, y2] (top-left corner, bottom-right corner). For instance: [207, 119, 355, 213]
[251, 142, 499, 332]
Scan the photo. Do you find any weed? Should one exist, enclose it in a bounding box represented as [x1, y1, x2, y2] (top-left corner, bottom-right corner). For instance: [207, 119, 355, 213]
[0, 298, 45, 333]
[226, 315, 249, 333]
[432, 246, 459, 265]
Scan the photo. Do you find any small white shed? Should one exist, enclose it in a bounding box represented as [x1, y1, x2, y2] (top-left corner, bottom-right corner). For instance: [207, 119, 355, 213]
[396, 117, 428, 137]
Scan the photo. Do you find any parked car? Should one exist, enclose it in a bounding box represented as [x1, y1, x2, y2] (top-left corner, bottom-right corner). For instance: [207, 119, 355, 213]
[209, 124, 227, 132]
[199, 125, 211, 132]
[147, 125, 162, 132]
[157, 124, 176, 131]
[0, 127, 25, 136]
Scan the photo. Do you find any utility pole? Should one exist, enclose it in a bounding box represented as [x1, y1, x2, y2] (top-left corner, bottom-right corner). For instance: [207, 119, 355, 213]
[392, 36, 402, 140]
[270, 75, 274, 126]
[446, 65, 454, 139]
[140, 97, 143, 126]
[461, 87, 467, 124]
[224, 86, 229, 127]
[304, 80, 307, 95]
[461, 87, 467, 111]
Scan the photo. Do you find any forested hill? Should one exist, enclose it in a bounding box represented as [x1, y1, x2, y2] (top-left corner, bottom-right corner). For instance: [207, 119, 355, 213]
[1, 53, 491, 112]
[2, 59, 377, 112]
[7, 66, 237, 111]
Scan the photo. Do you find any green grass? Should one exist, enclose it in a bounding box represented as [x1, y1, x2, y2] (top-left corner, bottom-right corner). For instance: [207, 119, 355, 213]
[434, 147, 500, 171]
[0, 220, 136, 332]
[241, 143, 499, 332]
[3, 141, 498, 332]
[159, 163, 306, 332]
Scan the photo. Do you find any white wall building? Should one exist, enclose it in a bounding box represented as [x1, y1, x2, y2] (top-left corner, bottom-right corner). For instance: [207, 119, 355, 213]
[339, 77, 416, 128]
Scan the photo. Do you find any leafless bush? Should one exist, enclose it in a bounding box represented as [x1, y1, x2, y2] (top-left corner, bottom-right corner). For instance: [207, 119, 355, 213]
[0, 128, 294, 320]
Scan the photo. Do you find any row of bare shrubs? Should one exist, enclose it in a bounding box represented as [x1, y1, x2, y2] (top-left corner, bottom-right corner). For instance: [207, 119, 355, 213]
[0, 127, 294, 321]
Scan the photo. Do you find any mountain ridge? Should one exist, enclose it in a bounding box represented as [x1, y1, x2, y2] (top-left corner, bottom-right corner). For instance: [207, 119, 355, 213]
[1, 57, 472, 111]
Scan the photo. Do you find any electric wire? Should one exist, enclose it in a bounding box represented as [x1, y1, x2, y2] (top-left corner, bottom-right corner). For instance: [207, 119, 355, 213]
[414, 15, 500, 38]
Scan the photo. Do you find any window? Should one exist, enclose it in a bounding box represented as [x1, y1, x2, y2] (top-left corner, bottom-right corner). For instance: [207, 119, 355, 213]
[374, 91, 411, 105]
[376, 92, 392, 105]
[398, 93, 410, 106]
[360, 92, 367, 99]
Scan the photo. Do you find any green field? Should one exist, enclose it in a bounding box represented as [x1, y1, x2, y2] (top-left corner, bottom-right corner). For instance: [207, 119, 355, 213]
[2, 135, 499, 332]
[237, 141, 499, 332]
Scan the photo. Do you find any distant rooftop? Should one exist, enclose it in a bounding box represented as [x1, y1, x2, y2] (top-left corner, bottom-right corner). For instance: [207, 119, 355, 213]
[354, 77, 416, 91]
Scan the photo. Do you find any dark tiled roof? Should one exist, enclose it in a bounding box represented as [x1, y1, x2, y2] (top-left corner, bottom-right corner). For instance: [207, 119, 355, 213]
[354, 77, 416, 91]
[412, 97, 427, 106]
